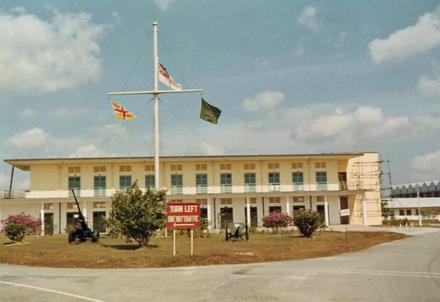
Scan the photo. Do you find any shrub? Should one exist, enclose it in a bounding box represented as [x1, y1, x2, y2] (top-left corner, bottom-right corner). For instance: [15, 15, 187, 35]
[262, 211, 291, 229]
[293, 209, 320, 237]
[1, 213, 41, 235]
[4, 222, 26, 241]
[106, 181, 166, 247]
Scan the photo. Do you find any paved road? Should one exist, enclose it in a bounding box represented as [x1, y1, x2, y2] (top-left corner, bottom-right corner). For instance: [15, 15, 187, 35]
[1, 229, 439, 302]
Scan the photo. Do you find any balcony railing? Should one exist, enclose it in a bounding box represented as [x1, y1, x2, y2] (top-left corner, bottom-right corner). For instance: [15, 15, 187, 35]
[94, 188, 106, 197]
[68, 188, 81, 197]
[292, 183, 304, 191]
[196, 185, 208, 194]
[0, 190, 25, 199]
[221, 184, 232, 193]
[317, 183, 327, 191]
[245, 184, 256, 192]
[171, 185, 183, 195]
[268, 184, 280, 192]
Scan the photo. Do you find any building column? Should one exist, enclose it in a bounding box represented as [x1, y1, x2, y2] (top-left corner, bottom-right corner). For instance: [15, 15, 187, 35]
[246, 197, 251, 228]
[40, 203, 45, 236]
[0, 204, 2, 229]
[285, 196, 291, 216]
[362, 192, 367, 226]
[83, 201, 87, 222]
[207, 198, 212, 231]
[324, 195, 329, 226]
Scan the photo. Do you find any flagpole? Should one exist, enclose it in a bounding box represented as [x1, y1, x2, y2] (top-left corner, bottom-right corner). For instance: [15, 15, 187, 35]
[153, 21, 160, 192]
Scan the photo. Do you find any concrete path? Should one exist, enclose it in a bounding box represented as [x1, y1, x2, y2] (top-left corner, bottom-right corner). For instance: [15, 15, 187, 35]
[1, 229, 439, 302]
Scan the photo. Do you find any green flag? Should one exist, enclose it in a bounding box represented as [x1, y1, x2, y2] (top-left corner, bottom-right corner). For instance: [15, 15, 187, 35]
[200, 98, 221, 124]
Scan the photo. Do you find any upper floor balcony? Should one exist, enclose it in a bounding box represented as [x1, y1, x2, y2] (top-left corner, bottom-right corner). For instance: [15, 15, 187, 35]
[21, 181, 361, 199]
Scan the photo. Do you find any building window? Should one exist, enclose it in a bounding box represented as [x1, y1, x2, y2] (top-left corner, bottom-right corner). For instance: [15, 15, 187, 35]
[221, 173, 232, 192]
[119, 165, 131, 172]
[68, 166, 81, 173]
[399, 209, 404, 215]
[119, 175, 132, 190]
[93, 202, 106, 209]
[268, 162, 279, 169]
[316, 196, 324, 203]
[44, 203, 54, 210]
[220, 198, 232, 205]
[292, 172, 304, 191]
[268, 172, 280, 191]
[316, 171, 327, 190]
[145, 164, 155, 172]
[244, 163, 255, 170]
[94, 176, 106, 197]
[195, 164, 207, 171]
[269, 197, 280, 203]
[93, 166, 106, 173]
[196, 199, 207, 205]
[170, 164, 183, 172]
[68, 176, 81, 196]
[145, 175, 155, 189]
[220, 163, 231, 170]
[171, 174, 183, 194]
[196, 174, 208, 193]
[315, 162, 327, 169]
[244, 173, 256, 192]
[293, 196, 305, 203]
[269, 206, 281, 213]
[249, 197, 257, 204]
[293, 205, 305, 211]
[292, 162, 303, 169]
[406, 209, 412, 216]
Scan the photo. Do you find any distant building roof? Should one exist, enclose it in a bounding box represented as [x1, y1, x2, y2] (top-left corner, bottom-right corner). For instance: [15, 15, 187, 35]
[387, 198, 440, 209]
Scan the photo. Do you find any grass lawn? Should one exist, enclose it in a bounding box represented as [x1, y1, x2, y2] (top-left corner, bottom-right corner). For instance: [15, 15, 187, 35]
[0, 231, 407, 268]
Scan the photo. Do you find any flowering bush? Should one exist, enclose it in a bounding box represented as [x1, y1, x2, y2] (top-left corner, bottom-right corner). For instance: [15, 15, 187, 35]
[1, 213, 42, 235]
[262, 211, 292, 229]
[4, 222, 26, 241]
[293, 209, 320, 237]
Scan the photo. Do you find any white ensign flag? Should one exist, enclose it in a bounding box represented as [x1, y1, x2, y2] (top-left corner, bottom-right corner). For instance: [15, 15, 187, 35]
[158, 62, 182, 90]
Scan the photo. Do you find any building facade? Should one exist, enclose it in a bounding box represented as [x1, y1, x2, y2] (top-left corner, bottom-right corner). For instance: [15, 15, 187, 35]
[0, 152, 382, 234]
[387, 180, 440, 221]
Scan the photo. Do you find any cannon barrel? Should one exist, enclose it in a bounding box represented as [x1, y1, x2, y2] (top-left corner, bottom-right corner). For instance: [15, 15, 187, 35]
[71, 189, 85, 221]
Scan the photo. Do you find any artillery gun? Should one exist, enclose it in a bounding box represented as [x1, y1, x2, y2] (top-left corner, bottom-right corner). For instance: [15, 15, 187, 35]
[68, 190, 100, 243]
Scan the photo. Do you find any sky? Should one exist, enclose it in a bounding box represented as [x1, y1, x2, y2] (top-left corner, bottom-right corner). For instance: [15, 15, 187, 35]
[1, 0, 440, 190]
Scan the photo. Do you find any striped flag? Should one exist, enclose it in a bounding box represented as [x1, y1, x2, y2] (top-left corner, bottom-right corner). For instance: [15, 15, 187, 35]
[111, 102, 135, 120]
[158, 62, 182, 90]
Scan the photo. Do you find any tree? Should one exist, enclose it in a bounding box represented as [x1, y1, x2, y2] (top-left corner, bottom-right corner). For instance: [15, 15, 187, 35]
[293, 209, 320, 237]
[106, 182, 166, 247]
[4, 222, 26, 242]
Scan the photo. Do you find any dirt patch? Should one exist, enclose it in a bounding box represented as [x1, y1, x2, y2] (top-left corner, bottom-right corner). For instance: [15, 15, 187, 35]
[0, 231, 407, 268]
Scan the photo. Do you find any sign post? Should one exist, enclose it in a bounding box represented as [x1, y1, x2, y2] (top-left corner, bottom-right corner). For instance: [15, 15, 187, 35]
[167, 202, 200, 256]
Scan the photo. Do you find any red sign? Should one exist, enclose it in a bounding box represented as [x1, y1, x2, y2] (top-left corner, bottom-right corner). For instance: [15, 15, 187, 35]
[166, 202, 200, 229]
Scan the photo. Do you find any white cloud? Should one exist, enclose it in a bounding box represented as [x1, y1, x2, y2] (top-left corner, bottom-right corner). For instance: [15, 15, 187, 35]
[9, 6, 26, 14]
[69, 144, 117, 158]
[19, 108, 35, 120]
[297, 6, 318, 31]
[417, 74, 440, 99]
[6, 128, 49, 149]
[291, 106, 410, 147]
[154, 0, 176, 11]
[0, 10, 107, 94]
[410, 150, 440, 180]
[242, 91, 285, 112]
[369, 7, 440, 63]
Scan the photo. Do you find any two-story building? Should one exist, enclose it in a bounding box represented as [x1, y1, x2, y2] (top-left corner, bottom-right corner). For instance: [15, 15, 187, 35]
[0, 152, 382, 234]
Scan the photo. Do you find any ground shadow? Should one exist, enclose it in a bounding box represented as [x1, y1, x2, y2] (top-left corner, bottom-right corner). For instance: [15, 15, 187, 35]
[100, 243, 158, 250]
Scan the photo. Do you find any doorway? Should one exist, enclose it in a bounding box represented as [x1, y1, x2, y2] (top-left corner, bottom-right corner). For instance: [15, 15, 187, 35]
[220, 207, 233, 229]
[340, 196, 349, 224]
[44, 213, 54, 235]
[316, 205, 325, 224]
[244, 207, 258, 227]
[93, 211, 106, 233]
